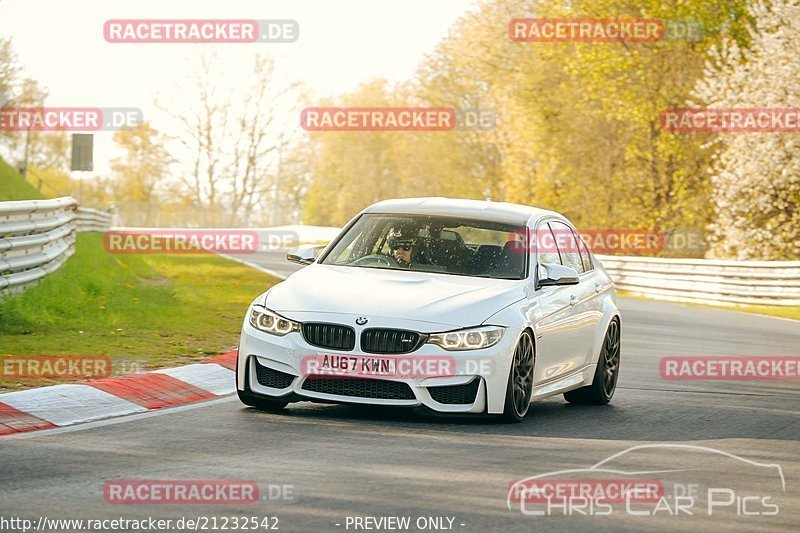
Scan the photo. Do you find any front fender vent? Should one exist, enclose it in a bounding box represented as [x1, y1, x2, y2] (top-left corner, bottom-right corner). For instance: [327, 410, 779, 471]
[254, 359, 295, 389]
[428, 378, 480, 405]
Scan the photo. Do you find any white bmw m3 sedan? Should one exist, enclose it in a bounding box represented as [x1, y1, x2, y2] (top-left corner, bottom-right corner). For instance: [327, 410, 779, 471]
[236, 198, 621, 421]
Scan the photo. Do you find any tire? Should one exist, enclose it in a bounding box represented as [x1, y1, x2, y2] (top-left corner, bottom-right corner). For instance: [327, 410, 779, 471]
[236, 353, 289, 412]
[500, 330, 535, 422]
[564, 318, 620, 405]
[237, 388, 289, 412]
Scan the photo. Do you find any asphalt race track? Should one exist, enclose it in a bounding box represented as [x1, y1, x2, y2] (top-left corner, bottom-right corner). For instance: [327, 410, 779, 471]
[1, 253, 798, 532]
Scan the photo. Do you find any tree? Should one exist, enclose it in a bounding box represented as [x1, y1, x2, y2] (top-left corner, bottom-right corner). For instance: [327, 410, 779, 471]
[111, 122, 173, 225]
[0, 42, 71, 197]
[162, 52, 303, 226]
[276, 135, 314, 224]
[16, 79, 75, 196]
[161, 53, 226, 220]
[302, 80, 405, 226]
[0, 38, 19, 124]
[299, 0, 751, 245]
[694, 0, 800, 259]
[228, 55, 303, 226]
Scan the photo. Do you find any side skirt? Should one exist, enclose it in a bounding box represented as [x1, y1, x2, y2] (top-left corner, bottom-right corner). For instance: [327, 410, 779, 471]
[532, 365, 597, 400]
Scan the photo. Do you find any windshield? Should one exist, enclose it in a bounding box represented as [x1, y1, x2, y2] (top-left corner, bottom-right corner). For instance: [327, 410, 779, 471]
[320, 214, 528, 280]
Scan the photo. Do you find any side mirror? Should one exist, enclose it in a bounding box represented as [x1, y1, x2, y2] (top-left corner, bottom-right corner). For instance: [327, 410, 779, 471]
[537, 263, 580, 288]
[286, 245, 325, 265]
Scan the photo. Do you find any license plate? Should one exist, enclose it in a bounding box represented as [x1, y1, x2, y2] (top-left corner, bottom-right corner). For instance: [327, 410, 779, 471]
[300, 354, 457, 379]
[313, 354, 397, 377]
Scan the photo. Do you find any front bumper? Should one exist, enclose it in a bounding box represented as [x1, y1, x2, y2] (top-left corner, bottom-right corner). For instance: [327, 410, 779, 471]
[237, 312, 520, 414]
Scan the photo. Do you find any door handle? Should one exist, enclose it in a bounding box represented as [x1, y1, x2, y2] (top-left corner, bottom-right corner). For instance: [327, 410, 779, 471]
[569, 294, 578, 306]
[594, 283, 603, 293]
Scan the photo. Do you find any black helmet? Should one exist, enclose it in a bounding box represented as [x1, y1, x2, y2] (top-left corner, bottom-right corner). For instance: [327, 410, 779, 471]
[387, 223, 418, 250]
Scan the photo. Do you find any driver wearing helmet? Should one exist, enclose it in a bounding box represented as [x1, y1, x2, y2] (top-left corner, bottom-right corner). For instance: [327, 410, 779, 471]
[387, 225, 421, 267]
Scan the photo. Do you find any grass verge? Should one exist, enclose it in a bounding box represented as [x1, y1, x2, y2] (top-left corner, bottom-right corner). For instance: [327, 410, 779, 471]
[0, 158, 45, 201]
[0, 233, 279, 391]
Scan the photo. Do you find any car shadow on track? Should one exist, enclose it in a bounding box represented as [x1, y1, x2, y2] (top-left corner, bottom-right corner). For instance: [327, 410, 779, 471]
[237, 391, 799, 442]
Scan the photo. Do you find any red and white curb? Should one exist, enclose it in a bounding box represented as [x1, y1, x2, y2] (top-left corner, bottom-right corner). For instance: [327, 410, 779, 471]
[0, 351, 237, 436]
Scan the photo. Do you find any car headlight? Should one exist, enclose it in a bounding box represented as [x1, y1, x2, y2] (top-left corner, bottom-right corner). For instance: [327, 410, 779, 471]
[427, 326, 504, 351]
[249, 306, 300, 336]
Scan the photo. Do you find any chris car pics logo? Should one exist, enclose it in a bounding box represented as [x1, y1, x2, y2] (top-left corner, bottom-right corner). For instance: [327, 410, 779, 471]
[508, 444, 785, 518]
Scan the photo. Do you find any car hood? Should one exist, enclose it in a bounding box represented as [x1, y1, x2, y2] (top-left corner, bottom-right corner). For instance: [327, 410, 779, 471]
[263, 264, 526, 329]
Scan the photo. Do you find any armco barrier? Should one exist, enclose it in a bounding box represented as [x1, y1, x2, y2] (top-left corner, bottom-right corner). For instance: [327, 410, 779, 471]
[2, 212, 797, 306]
[596, 254, 800, 307]
[75, 206, 113, 232]
[0, 197, 111, 295]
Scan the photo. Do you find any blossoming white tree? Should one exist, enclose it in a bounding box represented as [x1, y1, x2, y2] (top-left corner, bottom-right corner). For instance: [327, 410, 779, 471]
[693, 0, 800, 259]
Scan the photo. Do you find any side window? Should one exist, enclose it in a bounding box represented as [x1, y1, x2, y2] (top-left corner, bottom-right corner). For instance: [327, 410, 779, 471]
[536, 222, 561, 266]
[549, 221, 585, 274]
[573, 229, 594, 272]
